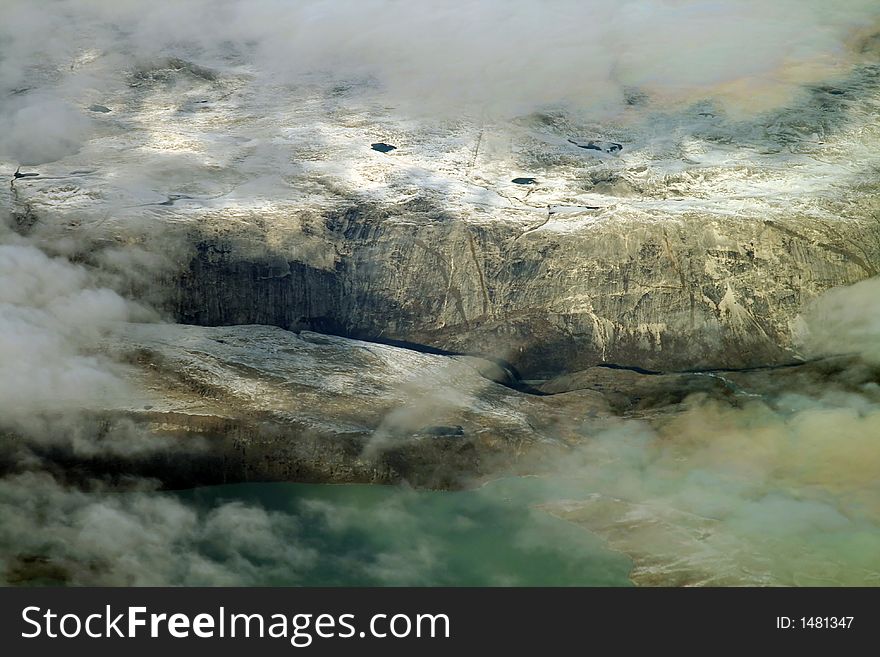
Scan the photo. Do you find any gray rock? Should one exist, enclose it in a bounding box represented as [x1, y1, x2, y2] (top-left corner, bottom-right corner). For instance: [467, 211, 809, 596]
[6, 56, 880, 378]
[93, 323, 607, 488]
[538, 356, 880, 415]
[168, 208, 878, 377]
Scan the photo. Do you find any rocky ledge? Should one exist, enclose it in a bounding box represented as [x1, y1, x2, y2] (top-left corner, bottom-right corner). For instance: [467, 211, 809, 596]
[7, 321, 867, 491]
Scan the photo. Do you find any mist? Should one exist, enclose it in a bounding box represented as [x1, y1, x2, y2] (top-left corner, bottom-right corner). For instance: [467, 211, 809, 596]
[524, 277, 880, 586]
[0, 1, 879, 587]
[799, 277, 880, 364]
[2, 0, 879, 128]
[0, 473, 315, 585]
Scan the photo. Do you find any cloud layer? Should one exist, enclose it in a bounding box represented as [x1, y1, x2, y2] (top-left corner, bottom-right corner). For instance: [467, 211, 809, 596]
[0, 1, 879, 587]
[2, 0, 879, 124]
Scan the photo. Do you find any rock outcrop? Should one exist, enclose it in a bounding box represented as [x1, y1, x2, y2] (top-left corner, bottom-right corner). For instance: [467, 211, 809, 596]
[170, 206, 879, 377]
[82, 323, 605, 489]
[11, 320, 866, 492]
[5, 56, 879, 378]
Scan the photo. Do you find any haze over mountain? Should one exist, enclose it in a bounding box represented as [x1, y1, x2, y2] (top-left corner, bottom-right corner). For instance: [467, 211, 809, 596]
[1, 0, 879, 586]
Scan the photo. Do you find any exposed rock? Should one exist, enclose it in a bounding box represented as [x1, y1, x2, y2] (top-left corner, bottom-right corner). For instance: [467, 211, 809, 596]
[80, 323, 608, 489]
[538, 355, 880, 415]
[165, 209, 878, 377]
[4, 56, 880, 378]
[3, 13, 880, 591]
[18, 316, 869, 492]
[371, 142, 397, 153]
[567, 138, 623, 154]
[539, 366, 735, 414]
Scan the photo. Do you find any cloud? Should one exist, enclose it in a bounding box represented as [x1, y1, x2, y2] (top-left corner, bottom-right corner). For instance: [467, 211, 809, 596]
[797, 276, 880, 364]
[0, 473, 318, 585]
[0, 95, 90, 165]
[1, 1, 878, 588]
[524, 287, 880, 585]
[1, 0, 878, 124]
[0, 241, 133, 423]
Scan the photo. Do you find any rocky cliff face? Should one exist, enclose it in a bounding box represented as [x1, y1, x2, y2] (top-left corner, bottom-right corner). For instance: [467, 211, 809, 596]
[3, 52, 879, 483]
[7, 57, 879, 377]
[170, 204, 879, 376]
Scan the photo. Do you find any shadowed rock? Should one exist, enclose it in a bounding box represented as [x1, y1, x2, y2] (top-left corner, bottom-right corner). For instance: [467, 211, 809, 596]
[371, 142, 397, 153]
[567, 138, 623, 154]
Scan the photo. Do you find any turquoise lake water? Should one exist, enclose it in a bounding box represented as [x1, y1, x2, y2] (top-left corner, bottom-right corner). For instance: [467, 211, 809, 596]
[173, 478, 633, 586]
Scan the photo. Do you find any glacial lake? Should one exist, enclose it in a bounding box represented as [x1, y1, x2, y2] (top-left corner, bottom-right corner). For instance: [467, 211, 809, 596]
[172, 478, 633, 587]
